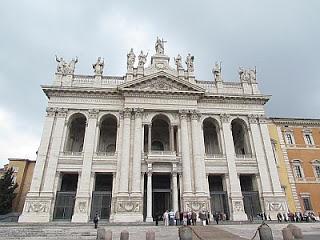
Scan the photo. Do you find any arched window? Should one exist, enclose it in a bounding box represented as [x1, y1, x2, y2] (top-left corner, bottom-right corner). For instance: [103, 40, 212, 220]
[231, 118, 251, 155]
[203, 118, 221, 155]
[98, 115, 117, 153]
[65, 114, 86, 152]
[151, 115, 170, 151]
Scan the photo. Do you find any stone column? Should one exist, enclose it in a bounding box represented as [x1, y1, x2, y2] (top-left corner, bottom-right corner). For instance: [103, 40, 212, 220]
[146, 166, 153, 222]
[191, 111, 206, 195]
[29, 107, 56, 193]
[170, 125, 175, 152]
[148, 124, 152, 153]
[42, 108, 68, 194]
[19, 108, 59, 223]
[118, 108, 132, 194]
[131, 108, 143, 195]
[72, 109, 99, 222]
[220, 114, 247, 221]
[172, 172, 179, 212]
[179, 110, 192, 195]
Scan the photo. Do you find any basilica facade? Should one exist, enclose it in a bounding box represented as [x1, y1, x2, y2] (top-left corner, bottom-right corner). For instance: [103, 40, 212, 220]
[19, 39, 287, 223]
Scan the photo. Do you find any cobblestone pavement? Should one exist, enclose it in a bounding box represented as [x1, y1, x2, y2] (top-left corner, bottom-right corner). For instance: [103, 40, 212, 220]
[0, 222, 319, 240]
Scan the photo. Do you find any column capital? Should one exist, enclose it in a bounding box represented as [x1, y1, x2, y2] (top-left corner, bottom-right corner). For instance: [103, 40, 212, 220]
[46, 107, 56, 117]
[121, 108, 132, 119]
[56, 108, 68, 118]
[190, 110, 201, 120]
[258, 115, 268, 124]
[248, 114, 258, 124]
[133, 108, 144, 118]
[220, 114, 230, 123]
[88, 109, 99, 119]
[179, 109, 188, 119]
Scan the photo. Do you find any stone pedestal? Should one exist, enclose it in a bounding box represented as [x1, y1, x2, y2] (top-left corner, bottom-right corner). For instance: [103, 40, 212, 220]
[112, 196, 143, 222]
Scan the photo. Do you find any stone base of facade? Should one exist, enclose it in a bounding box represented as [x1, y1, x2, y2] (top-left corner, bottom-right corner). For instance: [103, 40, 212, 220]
[263, 194, 288, 220]
[71, 195, 91, 223]
[111, 195, 144, 223]
[230, 197, 248, 221]
[18, 193, 53, 223]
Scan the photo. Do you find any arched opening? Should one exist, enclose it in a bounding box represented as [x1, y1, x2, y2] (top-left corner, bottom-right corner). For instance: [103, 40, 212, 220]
[65, 114, 86, 152]
[151, 115, 170, 151]
[231, 118, 251, 155]
[203, 118, 221, 155]
[97, 115, 117, 153]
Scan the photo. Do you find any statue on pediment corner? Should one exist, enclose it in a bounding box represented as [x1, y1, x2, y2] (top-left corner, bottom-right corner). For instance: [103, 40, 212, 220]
[185, 53, 194, 72]
[93, 57, 104, 75]
[174, 54, 183, 70]
[127, 48, 136, 69]
[138, 50, 148, 67]
[239, 67, 256, 82]
[55, 56, 78, 74]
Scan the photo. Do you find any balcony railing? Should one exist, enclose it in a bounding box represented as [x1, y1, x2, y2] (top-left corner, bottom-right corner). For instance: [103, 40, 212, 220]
[61, 151, 84, 156]
[205, 153, 225, 159]
[95, 152, 116, 156]
[236, 153, 254, 159]
[145, 151, 178, 162]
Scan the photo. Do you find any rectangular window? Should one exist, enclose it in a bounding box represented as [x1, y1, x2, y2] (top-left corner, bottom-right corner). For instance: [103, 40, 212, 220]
[295, 165, 303, 178]
[315, 166, 320, 178]
[305, 134, 313, 145]
[286, 134, 293, 144]
[302, 197, 312, 211]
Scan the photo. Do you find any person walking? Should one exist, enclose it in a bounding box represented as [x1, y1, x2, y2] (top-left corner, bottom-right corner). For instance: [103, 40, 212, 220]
[163, 210, 169, 226]
[191, 211, 197, 225]
[93, 212, 99, 229]
[215, 212, 220, 225]
[175, 210, 180, 225]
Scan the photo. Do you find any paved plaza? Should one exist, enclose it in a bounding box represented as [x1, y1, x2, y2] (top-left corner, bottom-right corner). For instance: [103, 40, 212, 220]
[0, 222, 320, 240]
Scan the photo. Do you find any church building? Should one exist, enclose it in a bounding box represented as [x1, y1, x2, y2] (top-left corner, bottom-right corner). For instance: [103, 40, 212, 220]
[19, 39, 287, 223]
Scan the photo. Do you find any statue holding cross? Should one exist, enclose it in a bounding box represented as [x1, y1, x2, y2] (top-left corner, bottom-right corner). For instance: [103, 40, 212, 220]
[155, 37, 166, 54]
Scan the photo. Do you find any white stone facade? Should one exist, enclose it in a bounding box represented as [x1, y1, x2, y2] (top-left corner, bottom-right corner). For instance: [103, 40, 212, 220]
[19, 40, 287, 223]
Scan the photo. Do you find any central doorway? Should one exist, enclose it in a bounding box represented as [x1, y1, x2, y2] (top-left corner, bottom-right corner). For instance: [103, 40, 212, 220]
[208, 175, 229, 220]
[152, 174, 171, 219]
[240, 175, 261, 218]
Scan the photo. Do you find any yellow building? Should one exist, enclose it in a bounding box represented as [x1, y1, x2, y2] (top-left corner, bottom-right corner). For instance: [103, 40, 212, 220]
[270, 118, 320, 215]
[2, 159, 35, 213]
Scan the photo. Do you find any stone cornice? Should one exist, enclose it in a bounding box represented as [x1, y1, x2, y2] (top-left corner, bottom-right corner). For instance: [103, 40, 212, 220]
[270, 117, 320, 126]
[202, 94, 270, 105]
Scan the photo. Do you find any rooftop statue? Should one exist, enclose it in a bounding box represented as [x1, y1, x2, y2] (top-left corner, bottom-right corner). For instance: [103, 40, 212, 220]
[185, 53, 194, 72]
[155, 37, 166, 54]
[93, 57, 104, 75]
[212, 61, 221, 81]
[174, 54, 183, 70]
[239, 67, 256, 82]
[127, 48, 136, 69]
[138, 51, 148, 67]
[55, 56, 78, 75]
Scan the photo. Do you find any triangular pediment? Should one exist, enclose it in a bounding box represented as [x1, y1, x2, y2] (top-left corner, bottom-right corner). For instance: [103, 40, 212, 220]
[118, 71, 205, 94]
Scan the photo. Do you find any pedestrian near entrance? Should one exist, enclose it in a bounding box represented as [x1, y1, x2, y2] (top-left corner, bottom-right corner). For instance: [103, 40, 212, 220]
[175, 210, 180, 225]
[163, 210, 169, 226]
[191, 211, 197, 225]
[93, 212, 100, 229]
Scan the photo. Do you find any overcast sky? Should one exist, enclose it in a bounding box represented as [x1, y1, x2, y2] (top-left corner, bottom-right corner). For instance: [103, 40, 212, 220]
[0, 0, 319, 166]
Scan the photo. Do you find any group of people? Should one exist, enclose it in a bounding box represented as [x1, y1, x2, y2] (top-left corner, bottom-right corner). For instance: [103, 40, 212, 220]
[160, 210, 223, 226]
[276, 211, 317, 223]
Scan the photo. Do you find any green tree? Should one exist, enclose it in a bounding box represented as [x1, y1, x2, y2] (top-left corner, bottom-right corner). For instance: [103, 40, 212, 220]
[0, 168, 18, 214]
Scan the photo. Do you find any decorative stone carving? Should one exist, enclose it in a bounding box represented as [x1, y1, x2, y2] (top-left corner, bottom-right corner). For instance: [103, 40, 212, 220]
[117, 201, 140, 212]
[190, 110, 201, 120]
[88, 109, 99, 118]
[212, 61, 222, 81]
[93, 57, 104, 75]
[78, 201, 87, 213]
[239, 67, 256, 83]
[138, 51, 148, 67]
[123, 108, 132, 118]
[55, 56, 78, 75]
[135, 77, 187, 91]
[155, 37, 166, 54]
[248, 114, 258, 124]
[185, 53, 194, 72]
[179, 110, 189, 119]
[258, 115, 268, 124]
[174, 54, 183, 70]
[46, 107, 56, 117]
[56, 108, 68, 117]
[127, 48, 136, 69]
[185, 201, 207, 211]
[133, 108, 144, 118]
[220, 114, 230, 123]
[233, 201, 244, 212]
[25, 201, 49, 213]
[266, 201, 285, 211]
